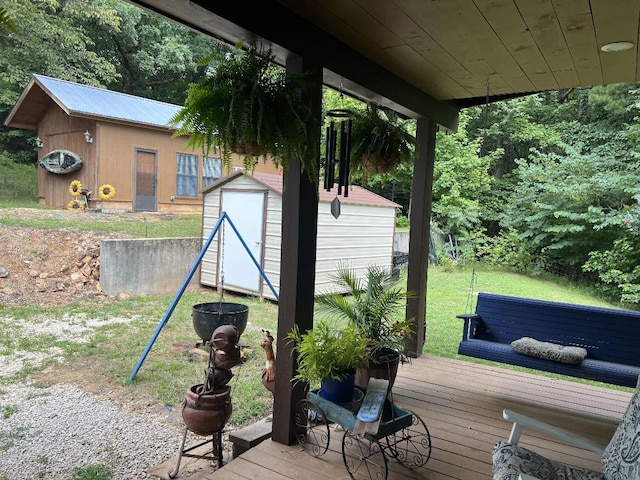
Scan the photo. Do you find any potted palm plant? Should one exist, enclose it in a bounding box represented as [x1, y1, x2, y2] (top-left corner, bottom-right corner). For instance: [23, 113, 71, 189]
[315, 264, 413, 391]
[350, 104, 417, 175]
[170, 45, 318, 183]
[287, 320, 371, 404]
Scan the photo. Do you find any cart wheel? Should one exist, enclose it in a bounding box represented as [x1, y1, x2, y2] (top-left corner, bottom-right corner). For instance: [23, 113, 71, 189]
[342, 431, 388, 480]
[295, 398, 330, 457]
[386, 409, 431, 469]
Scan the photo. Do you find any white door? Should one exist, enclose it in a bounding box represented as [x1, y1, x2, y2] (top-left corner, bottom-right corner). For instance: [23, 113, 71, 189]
[219, 190, 265, 293]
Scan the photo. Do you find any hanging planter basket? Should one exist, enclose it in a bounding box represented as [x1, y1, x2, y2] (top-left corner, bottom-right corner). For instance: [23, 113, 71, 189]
[361, 153, 400, 174]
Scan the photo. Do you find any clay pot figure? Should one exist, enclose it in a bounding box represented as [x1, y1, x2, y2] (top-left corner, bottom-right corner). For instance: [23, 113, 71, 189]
[182, 384, 232, 436]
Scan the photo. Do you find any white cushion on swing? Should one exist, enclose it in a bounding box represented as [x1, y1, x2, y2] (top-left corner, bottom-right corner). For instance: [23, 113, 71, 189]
[511, 337, 587, 364]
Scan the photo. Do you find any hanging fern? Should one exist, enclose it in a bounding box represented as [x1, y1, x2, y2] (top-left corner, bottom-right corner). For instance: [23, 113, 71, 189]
[170, 45, 319, 183]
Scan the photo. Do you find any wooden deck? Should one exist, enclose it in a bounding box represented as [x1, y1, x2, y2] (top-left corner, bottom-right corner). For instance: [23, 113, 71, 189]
[150, 355, 632, 480]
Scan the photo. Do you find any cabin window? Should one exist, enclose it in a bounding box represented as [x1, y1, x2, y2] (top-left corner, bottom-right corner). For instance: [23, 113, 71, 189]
[176, 153, 198, 197]
[203, 157, 222, 188]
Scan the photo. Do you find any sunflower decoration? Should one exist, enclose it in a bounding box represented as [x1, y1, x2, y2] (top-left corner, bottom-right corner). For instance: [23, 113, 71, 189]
[98, 184, 116, 201]
[66, 199, 85, 211]
[69, 180, 82, 197]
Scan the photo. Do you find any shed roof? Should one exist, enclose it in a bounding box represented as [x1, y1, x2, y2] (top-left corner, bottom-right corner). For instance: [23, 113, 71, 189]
[206, 171, 401, 209]
[5, 74, 181, 130]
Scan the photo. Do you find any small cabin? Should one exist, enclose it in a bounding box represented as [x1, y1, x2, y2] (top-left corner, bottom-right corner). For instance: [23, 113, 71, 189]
[200, 171, 400, 300]
[4, 74, 278, 213]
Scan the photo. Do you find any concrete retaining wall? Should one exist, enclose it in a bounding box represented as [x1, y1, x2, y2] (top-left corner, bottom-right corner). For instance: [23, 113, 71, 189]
[101, 237, 201, 295]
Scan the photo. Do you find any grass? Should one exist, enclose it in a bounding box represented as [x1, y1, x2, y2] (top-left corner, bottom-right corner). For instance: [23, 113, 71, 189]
[0, 210, 203, 238]
[0, 154, 38, 205]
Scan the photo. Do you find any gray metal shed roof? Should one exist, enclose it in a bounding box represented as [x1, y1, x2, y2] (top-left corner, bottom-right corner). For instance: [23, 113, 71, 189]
[33, 75, 181, 129]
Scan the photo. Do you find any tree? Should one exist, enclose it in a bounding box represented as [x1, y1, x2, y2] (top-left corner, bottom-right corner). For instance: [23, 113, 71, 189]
[0, 0, 120, 162]
[84, 0, 223, 102]
[431, 111, 495, 237]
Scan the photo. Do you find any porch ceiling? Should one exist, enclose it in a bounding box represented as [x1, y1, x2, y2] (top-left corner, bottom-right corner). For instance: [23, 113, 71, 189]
[129, 0, 640, 128]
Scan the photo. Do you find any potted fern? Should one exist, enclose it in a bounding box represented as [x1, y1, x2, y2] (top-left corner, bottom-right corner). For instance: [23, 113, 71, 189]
[315, 264, 413, 391]
[170, 45, 318, 183]
[350, 104, 416, 175]
[287, 320, 371, 403]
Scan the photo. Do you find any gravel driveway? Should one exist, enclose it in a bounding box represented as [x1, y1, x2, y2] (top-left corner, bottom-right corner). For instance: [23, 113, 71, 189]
[0, 313, 187, 479]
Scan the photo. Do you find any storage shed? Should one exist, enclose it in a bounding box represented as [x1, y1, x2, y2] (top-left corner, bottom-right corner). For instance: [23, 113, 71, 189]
[200, 171, 400, 300]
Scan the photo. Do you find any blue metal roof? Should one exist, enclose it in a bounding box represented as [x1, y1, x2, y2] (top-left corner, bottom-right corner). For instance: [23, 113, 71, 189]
[34, 74, 181, 129]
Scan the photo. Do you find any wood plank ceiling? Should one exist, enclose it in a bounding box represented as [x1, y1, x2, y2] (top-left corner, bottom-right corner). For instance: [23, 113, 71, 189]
[130, 0, 640, 121]
[277, 0, 640, 104]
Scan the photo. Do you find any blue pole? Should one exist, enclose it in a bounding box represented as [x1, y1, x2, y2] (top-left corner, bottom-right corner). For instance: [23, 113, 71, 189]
[128, 214, 227, 383]
[224, 214, 280, 301]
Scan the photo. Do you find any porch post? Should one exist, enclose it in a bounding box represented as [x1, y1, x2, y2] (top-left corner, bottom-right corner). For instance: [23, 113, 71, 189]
[271, 55, 322, 445]
[405, 117, 437, 357]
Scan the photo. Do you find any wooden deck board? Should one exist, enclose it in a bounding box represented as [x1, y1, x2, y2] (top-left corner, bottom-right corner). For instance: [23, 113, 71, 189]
[151, 355, 633, 480]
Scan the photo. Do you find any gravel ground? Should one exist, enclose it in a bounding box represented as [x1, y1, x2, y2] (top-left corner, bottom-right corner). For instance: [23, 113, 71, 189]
[0, 313, 193, 480]
[0, 383, 184, 479]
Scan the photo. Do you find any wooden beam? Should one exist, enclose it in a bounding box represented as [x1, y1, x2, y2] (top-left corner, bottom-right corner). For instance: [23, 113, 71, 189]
[405, 117, 437, 357]
[271, 55, 323, 445]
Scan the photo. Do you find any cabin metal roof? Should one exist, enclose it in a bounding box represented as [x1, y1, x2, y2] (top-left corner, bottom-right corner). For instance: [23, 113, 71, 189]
[5, 74, 181, 130]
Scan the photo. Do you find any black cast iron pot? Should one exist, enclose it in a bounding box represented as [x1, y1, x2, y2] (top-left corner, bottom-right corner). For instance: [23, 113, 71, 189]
[192, 302, 249, 342]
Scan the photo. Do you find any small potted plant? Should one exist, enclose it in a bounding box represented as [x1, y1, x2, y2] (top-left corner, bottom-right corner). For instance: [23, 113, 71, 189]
[170, 44, 319, 183]
[315, 264, 413, 391]
[287, 320, 371, 404]
[350, 104, 416, 175]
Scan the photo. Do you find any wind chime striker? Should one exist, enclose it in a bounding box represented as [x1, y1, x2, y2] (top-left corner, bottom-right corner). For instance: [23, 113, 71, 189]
[324, 109, 354, 218]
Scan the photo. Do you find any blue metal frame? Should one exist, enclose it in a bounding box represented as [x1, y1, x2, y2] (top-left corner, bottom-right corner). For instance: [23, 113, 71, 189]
[128, 211, 278, 382]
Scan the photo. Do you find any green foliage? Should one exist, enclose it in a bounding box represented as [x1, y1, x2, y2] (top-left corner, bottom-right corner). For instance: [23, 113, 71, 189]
[474, 230, 538, 274]
[315, 264, 413, 355]
[67, 465, 112, 480]
[0, 7, 16, 32]
[170, 45, 319, 182]
[432, 112, 495, 236]
[0, 151, 38, 203]
[287, 320, 371, 386]
[85, 1, 222, 103]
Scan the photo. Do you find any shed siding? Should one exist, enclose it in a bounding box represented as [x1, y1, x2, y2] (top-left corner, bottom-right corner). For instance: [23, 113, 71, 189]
[315, 202, 395, 294]
[201, 174, 396, 302]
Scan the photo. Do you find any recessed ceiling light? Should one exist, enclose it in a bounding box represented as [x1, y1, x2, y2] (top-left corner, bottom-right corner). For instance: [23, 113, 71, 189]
[601, 41, 634, 53]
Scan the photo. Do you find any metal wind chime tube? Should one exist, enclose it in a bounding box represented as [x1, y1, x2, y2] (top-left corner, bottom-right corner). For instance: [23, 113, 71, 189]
[324, 109, 353, 197]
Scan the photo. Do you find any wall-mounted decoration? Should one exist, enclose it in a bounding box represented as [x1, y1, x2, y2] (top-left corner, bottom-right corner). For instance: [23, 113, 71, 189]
[38, 150, 83, 174]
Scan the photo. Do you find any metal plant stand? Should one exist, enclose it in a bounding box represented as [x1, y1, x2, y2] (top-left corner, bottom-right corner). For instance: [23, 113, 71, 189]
[295, 386, 431, 480]
[168, 429, 223, 479]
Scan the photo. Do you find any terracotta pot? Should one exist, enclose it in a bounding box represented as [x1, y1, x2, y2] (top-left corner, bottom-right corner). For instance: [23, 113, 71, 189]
[182, 384, 232, 435]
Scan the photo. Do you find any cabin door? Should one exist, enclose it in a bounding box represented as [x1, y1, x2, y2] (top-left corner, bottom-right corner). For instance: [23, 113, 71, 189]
[134, 149, 157, 211]
[219, 190, 266, 294]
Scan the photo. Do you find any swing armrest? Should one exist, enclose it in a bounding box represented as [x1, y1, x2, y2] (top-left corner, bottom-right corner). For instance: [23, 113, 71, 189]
[456, 313, 481, 341]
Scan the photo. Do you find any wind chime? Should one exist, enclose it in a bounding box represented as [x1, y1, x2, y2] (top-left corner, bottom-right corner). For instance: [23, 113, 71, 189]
[323, 109, 354, 219]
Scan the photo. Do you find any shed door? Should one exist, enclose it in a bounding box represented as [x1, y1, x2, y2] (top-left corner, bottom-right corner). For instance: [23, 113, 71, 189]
[220, 190, 265, 293]
[134, 149, 157, 211]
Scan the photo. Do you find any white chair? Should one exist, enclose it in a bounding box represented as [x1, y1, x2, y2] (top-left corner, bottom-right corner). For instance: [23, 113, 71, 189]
[492, 376, 640, 480]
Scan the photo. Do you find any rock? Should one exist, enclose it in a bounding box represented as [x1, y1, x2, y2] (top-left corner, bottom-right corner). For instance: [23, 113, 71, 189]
[0, 266, 8, 278]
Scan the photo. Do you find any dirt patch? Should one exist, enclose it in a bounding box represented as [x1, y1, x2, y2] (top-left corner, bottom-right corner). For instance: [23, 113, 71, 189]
[0, 208, 184, 306]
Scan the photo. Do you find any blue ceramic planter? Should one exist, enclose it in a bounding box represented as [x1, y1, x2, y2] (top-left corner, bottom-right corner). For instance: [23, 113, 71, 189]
[320, 371, 356, 404]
